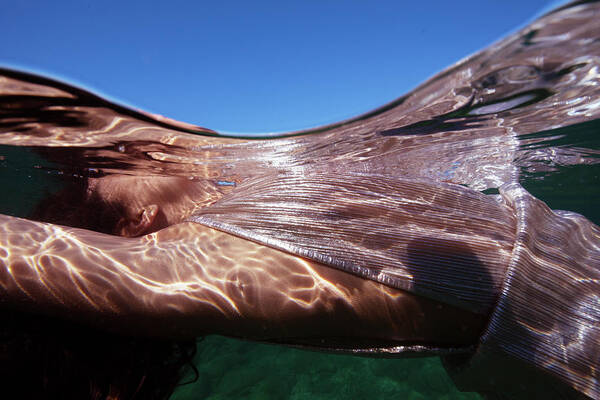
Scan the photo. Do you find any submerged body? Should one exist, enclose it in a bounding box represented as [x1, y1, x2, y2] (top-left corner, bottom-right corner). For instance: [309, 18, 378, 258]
[1, 1, 600, 399]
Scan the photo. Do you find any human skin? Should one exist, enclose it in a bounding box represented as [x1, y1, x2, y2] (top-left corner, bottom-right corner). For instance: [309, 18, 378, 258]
[0, 175, 486, 349]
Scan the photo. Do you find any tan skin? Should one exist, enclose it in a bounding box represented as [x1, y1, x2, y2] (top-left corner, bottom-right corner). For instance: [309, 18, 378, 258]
[0, 175, 486, 349]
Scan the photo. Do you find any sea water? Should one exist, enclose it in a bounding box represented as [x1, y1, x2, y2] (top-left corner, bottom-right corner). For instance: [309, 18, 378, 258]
[0, 1, 599, 399]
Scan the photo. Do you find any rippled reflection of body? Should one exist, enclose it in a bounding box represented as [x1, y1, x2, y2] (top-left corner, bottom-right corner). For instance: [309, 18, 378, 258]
[1, 1, 600, 399]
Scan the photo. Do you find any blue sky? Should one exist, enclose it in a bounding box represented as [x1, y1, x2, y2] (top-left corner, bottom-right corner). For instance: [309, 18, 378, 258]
[1, 1, 554, 134]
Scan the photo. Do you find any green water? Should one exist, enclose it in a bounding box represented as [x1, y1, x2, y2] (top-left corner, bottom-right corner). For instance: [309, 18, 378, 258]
[173, 337, 480, 400]
[519, 119, 600, 226]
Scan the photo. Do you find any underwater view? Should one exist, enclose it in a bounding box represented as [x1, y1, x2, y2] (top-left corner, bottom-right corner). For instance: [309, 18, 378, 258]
[1, 1, 599, 399]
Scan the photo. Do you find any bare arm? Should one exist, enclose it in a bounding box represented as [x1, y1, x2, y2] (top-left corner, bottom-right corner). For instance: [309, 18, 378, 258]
[0, 214, 484, 345]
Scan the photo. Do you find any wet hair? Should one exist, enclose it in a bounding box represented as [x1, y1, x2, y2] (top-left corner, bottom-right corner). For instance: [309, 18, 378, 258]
[0, 310, 198, 400]
[30, 177, 126, 235]
[1, 177, 199, 399]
